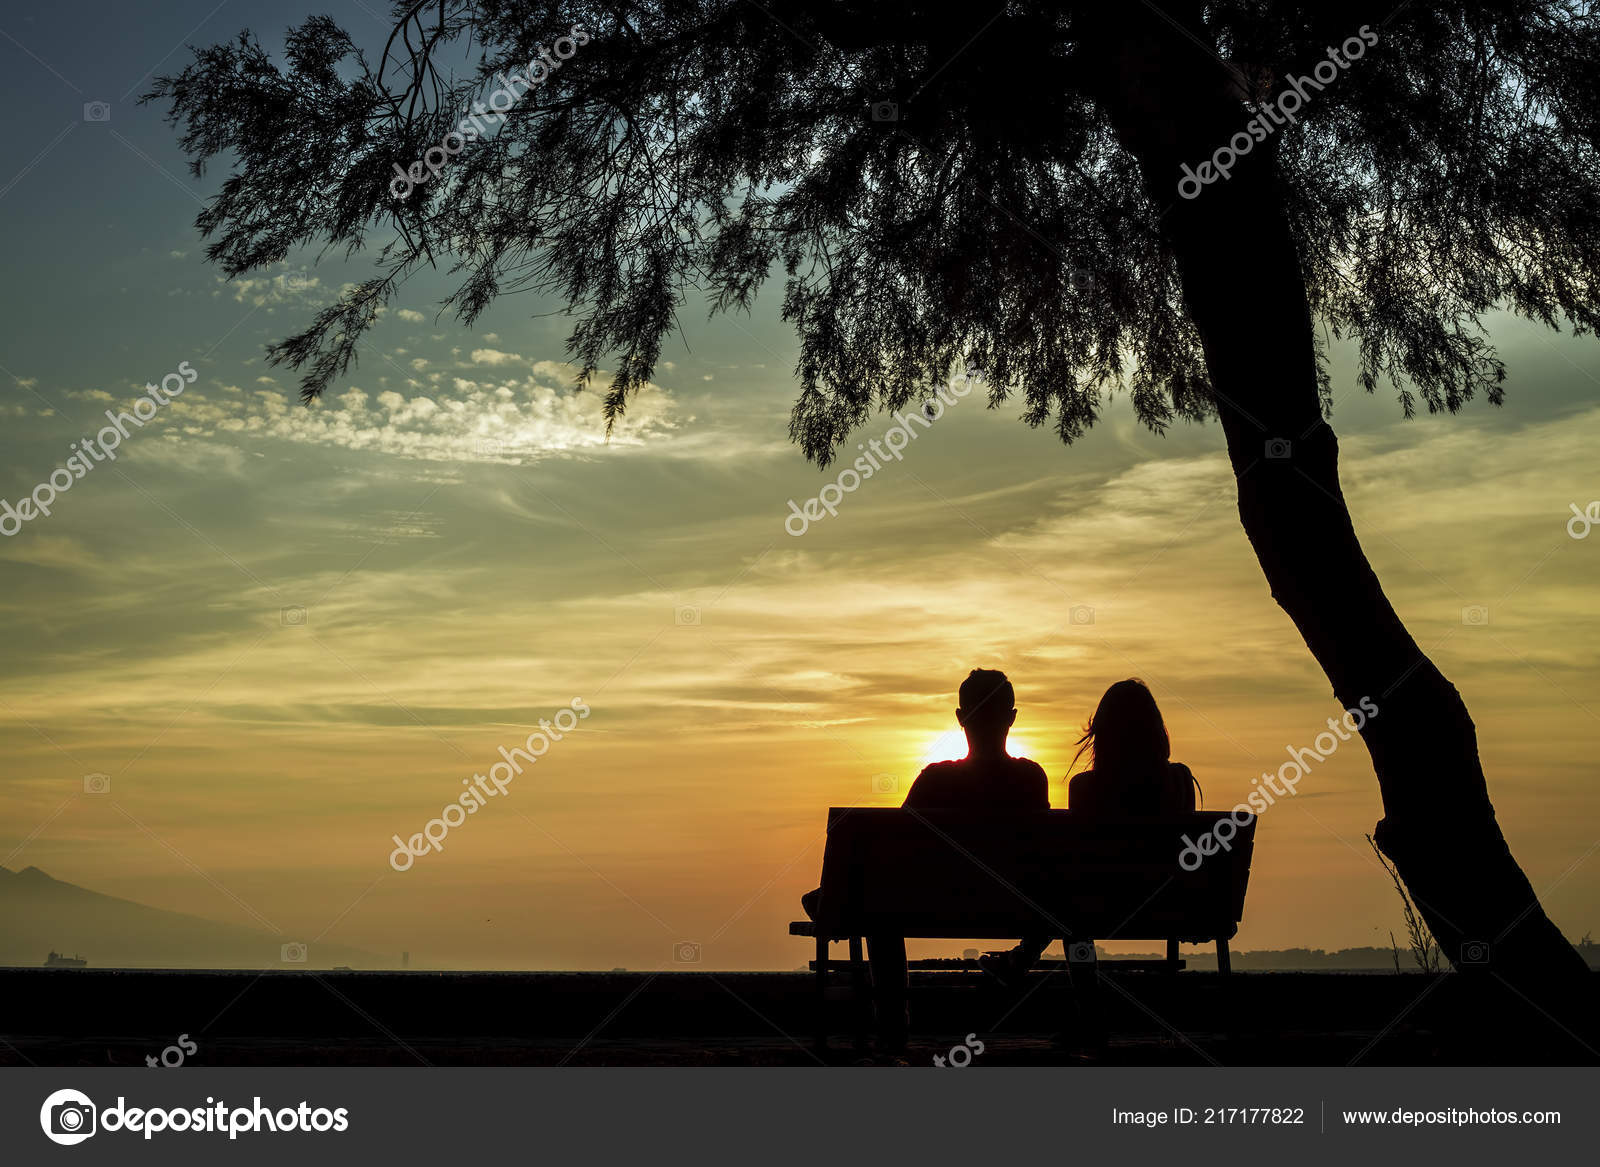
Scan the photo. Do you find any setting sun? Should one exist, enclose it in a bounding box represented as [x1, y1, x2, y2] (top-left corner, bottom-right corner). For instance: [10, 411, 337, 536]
[919, 730, 1042, 769]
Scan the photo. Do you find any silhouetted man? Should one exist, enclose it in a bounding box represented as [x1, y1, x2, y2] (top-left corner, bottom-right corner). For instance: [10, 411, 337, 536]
[805, 669, 1048, 1053]
[902, 669, 1048, 812]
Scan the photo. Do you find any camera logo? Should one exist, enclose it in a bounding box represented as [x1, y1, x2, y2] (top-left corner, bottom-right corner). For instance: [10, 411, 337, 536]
[83, 772, 110, 794]
[40, 1088, 97, 1145]
[280, 942, 308, 963]
[1069, 604, 1095, 626]
[1460, 939, 1491, 964]
[1462, 605, 1489, 627]
[280, 606, 307, 627]
[673, 941, 701, 963]
[869, 100, 899, 122]
[280, 267, 314, 295]
[674, 605, 700, 626]
[1070, 268, 1095, 292]
[870, 772, 897, 795]
[1068, 941, 1096, 963]
[1265, 438, 1293, 459]
[83, 102, 111, 122]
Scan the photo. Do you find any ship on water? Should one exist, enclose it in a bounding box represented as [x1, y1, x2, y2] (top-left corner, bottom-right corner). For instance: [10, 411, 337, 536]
[44, 951, 87, 968]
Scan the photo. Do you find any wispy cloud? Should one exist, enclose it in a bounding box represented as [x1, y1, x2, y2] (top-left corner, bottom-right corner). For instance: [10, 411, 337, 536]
[155, 363, 679, 463]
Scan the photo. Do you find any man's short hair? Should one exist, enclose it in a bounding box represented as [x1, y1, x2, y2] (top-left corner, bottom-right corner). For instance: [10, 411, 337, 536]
[958, 669, 1014, 722]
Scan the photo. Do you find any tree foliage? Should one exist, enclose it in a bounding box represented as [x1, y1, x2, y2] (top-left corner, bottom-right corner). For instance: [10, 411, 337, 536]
[149, 1, 1600, 463]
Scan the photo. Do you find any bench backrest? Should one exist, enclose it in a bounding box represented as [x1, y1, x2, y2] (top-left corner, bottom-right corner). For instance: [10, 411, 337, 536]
[811, 808, 1255, 942]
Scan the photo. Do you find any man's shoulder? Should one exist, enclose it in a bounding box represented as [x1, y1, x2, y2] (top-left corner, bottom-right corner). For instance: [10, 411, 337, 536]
[1009, 756, 1048, 778]
[911, 757, 1043, 781]
[910, 759, 965, 788]
[904, 760, 964, 808]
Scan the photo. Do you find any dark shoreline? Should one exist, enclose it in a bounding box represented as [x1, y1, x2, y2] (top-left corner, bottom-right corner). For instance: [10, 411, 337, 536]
[5, 967, 1596, 1066]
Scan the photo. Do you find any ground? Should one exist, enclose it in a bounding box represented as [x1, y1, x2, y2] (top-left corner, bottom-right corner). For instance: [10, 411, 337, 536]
[2, 968, 1592, 1066]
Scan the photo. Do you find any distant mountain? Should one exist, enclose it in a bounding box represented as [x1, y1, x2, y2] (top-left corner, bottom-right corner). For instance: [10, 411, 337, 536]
[0, 865, 389, 970]
[1101, 942, 1600, 971]
[1159, 945, 1427, 971]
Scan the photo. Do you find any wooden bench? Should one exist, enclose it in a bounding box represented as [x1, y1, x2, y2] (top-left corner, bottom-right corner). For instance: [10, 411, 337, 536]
[789, 807, 1256, 1046]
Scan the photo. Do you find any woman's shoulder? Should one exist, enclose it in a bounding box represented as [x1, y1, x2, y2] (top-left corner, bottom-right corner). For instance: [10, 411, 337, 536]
[1166, 761, 1199, 809]
[1071, 762, 1186, 775]
[1064, 769, 1093, 812]
[1068, 763, 1196, 803]
[1066, 768, 1106, 797]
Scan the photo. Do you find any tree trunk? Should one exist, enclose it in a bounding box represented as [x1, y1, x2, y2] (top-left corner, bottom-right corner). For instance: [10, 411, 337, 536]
[1077, 4, 1592, 1037]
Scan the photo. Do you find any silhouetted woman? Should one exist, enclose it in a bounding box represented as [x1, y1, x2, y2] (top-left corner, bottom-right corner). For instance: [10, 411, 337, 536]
[982, 679, 1201, 987]
[1066, 678, 1201, 815]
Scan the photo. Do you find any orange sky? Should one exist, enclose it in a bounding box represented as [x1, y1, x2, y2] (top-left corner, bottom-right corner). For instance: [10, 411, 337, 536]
[4, 290, 1599, 968]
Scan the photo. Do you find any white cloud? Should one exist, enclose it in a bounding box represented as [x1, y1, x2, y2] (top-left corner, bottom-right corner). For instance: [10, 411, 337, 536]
[221, 268, 322, 307]
[471, 348, 523, 366]
[395, 309, 426, 323]
[136, 436, 251, 477]
[157, 363, 680, 463]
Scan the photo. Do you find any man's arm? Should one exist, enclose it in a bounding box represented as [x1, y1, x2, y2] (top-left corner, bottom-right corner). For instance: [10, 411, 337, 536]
[1027, 760, 1051, 809]
[901, 764, 944, 809]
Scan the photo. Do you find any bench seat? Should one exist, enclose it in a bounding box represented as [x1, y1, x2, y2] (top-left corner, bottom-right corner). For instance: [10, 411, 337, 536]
[794, 807, 1255, 1046]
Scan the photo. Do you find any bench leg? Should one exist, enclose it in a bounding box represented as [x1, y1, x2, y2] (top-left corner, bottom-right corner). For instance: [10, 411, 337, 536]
[1166, 937, 1179, 975]
[848, 936, 871, 1051]
[1217, 937, 1231, 976]
[866, 935, 910, 1053]
[814, 936, 828, 1050]
[1065, 938, 1106, 1051]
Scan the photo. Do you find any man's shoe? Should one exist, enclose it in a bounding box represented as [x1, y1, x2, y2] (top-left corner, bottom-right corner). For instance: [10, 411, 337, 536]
[978, 949, 1027, 990]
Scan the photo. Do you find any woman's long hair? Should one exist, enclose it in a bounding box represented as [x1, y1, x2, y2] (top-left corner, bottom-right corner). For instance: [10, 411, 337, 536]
[1070, 679, 1203, 806]
[1071, 678, 1168, 776]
